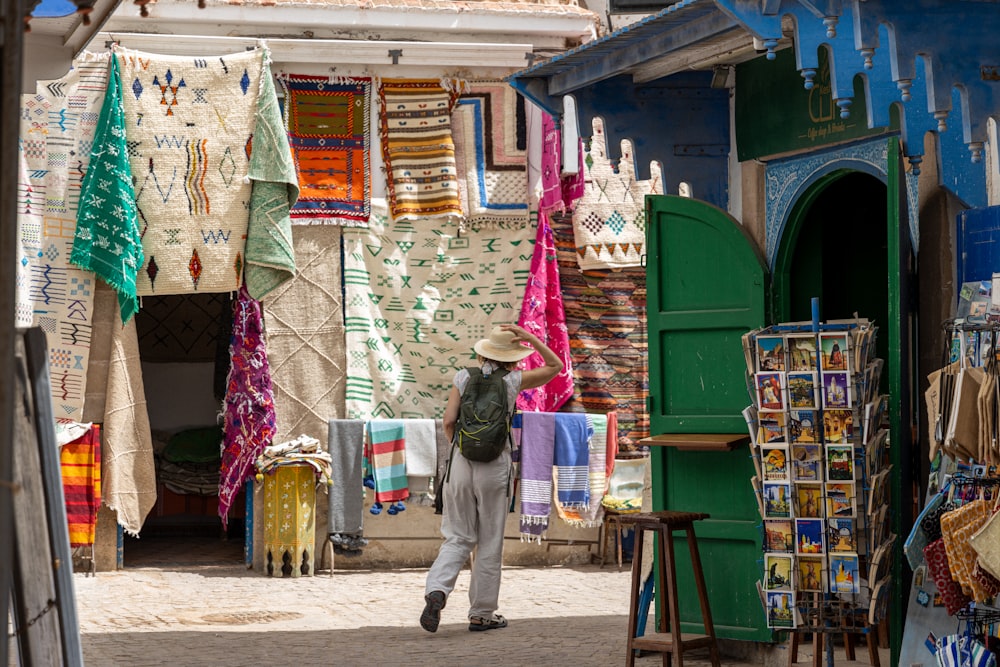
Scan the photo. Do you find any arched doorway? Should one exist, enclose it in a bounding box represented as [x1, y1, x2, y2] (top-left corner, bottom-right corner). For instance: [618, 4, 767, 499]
[774, 170, 890, 371]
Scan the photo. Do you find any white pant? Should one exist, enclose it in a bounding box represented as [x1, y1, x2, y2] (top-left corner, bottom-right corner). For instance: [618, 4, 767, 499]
[425, 447, 511, 619]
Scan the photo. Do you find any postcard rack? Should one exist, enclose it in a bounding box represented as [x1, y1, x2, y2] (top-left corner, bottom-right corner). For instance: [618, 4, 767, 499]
[743, 318, 893, 635]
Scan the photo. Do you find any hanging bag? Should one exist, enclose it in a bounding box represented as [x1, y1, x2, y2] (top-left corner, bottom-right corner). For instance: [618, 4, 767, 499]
[905, 490, 947, 570]
[935, 634, 997, 667]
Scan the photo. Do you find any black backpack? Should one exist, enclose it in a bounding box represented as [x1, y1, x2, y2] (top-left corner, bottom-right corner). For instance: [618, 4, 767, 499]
[455, 367, 512, 462]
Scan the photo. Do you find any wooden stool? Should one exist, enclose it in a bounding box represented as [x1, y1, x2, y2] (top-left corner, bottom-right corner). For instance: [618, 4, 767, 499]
[626, 511, 720, 667]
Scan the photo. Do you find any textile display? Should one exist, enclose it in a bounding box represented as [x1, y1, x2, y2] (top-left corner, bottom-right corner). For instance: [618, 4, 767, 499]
[924, 537, 972, 615]
[70, 54, 143, 325]
[602, 456, 646, 511]
[451, 81, 529, 229]
[971, 506, 1000, 580]
[342, 202, 532, 420]
[101, 300, 156, 536]
[18, 55, 109, 419]
[278, 74, 371, 224]
[905, 490, 946, 569]
[60, 424, 102, 547]
[262, 464, 316, 577]
[553, 412, 593, 510]
[378, 79, 461, 221]
[81, 280, 114, 422]
[538, 111, 584, 214]
[571, 116, 663, 270]
[515, 212, 574, 412]
[551, 212, 649, 449]
[220, 283, 277, 524]
[135, 293, 228, 362]
[116, 48, 264, 296]
[519, 411, 556, 541]
[244, 63, 299, 300]
[934, 635, 997, 667]
[366, 420, 409, 503]
[262, 225, 345, 443]
[403, 419, 438, 477]
[557, 413, 612, 528]
[327, 419, 365, 535]
[940, 498, 991, 600]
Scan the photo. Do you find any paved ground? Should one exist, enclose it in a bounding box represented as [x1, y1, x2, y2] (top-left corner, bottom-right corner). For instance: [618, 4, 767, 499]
[73, 546, 889, 667]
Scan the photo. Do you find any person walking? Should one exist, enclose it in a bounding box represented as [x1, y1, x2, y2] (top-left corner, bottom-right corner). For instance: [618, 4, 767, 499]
[420, 323, 564, 633]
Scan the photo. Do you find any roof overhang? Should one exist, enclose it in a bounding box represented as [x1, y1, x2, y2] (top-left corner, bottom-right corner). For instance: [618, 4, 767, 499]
[27, 0, 124, 55]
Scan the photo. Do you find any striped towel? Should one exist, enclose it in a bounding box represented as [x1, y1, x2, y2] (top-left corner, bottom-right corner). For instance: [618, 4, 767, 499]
[403, 419, 437, 477]
[60, 424, 102, 547]
[554, 413, 593, 510]
[519, 411, 556, 542]
[366, 421, 409, 503]
[557, 413, 612, 528]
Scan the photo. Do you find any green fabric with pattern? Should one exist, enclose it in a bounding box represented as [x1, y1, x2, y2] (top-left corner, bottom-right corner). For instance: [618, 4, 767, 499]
[70, 56, 143, 324]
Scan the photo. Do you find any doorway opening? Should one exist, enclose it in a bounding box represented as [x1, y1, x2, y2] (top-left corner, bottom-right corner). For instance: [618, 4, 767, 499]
[125, 293, 245, 567]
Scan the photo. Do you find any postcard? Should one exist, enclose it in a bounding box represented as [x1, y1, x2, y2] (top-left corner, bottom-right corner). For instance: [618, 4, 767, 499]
[766, 590, 796, 629]
[822, 371, 852, 409]
[787, 372, 819, 409]
[826, 482, 857, 518]
[762, 444, 791, 482]
[826, 444, 855, 481]
[868, 467, 891, 512]
[829, 553, 861, 595]
[820, 333, 850, 372]
[764, 482, 793, 519]
[765, 553, 794, 590]
[759, 412, 788, 445]
[828, 518, 857, 552]
[869, 503, 888, 547]
[795, 518, 826, 554]
[868, 538, 893, 583]
[756, 372, 786, 411]
[791, 444, 823, 482]
[757, 335, 786, 372]
[788, 410, 820, 444]
[798, 556, 826, 592]
[795, 482, 824, 518]
[787, 334, 819, 372]
[824, 409, 855, 444]
[765, 520, 795, 552]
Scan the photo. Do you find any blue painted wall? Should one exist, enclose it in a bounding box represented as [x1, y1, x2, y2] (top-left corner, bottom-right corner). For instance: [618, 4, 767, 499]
[958, 205, 1000, 283]
[571, 71, 730, 210]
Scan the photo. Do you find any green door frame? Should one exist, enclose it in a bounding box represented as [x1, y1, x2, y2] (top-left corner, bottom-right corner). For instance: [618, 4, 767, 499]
[768, 142, 911, 665]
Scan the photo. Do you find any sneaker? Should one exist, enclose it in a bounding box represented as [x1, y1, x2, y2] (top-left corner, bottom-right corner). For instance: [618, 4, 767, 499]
[420, 591, 447, 633]
[468, 614, 507, 632]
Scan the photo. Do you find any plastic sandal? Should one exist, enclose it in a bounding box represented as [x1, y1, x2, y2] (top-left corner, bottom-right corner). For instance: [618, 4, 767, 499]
[468, 614, 507, 632]
[420, 591, 447, 633]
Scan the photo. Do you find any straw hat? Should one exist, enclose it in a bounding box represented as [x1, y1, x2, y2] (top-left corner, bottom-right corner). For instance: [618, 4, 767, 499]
[473, 326, 533, 363]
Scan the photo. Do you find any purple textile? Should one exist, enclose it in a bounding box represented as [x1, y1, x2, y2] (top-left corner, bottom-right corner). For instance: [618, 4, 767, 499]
[538, 112, 564, 214]
[562, 138, 585, 207]
[517, 213, 574, 413]
[519, 411, 557, 541]
[219, 283, 277, 524]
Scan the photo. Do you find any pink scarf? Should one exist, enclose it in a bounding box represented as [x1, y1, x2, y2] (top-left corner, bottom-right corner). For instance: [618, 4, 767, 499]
[219, 284, 277, 524]
[516, 212, 574, 412]
[538, 112, 585, 214]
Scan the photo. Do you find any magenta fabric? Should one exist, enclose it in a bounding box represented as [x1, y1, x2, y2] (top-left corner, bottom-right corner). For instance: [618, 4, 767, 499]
[561, 137, 585, 207]
[516, 212, 574, 412]
[219, 283, 278, 524]
[538, 112, 564, 214]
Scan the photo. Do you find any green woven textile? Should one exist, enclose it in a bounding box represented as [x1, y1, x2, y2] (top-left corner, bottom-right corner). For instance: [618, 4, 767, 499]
[70, 56, 143, 324]
[244, 58, 299, 300]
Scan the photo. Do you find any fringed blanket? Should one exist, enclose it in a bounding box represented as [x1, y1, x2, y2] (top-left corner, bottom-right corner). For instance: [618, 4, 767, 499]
[572, 117, 663, 270]
[60, 424, 102, 546]
[553, 413, 592, 510]
[279, 74, 370, 225]
[342, 202, 532, 420]
[519, 411, 556, 542]
[263, 226, 345, 443]
[451, 81, 529, 230]
[244, 59, 298, 300]
[366, 420, 409, 503]
[516, 212, 573, 412]
[117, 48, 263, 296]
[70, 55, 143, 325]
[379, 79, 461, 221]
[556, 413, 611, 528]
[19, 55, 109, 418]
[552, 212, 649, 450]
[101, 300, 156, 536]
[220, 283, 277, 524]
[327, 419, 365, 535]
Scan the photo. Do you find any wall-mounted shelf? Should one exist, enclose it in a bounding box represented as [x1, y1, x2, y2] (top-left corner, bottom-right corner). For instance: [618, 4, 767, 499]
[639, 433, 749, 452]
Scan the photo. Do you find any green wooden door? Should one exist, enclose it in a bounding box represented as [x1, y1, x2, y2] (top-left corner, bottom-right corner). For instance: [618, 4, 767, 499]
[646, 194, 771, 641]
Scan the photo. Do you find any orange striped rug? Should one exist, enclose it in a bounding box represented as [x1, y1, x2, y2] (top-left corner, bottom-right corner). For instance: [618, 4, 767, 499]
[60, 424, 102, 547]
